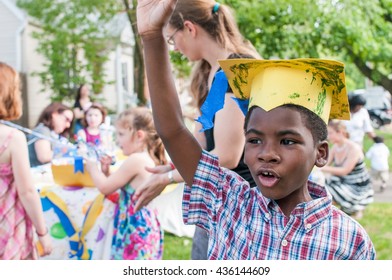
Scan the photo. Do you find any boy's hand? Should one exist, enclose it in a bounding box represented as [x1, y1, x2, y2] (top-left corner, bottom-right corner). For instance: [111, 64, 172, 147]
[134, 165, 172, 212]
[136, 0, 177, 39]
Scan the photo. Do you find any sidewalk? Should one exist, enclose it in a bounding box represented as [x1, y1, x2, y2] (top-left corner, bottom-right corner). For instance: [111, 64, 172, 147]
[373, 172, 392, 203]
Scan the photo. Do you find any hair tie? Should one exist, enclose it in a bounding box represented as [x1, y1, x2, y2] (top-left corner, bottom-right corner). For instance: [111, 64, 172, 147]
[212, 2, 220, 14]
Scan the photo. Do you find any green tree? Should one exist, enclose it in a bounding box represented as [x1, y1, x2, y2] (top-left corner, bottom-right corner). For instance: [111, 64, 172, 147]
[224, 0, 392, 94]
[18, 0, 392, 104]
[17, 0, 123, 101]
[121, 0, 193, 105]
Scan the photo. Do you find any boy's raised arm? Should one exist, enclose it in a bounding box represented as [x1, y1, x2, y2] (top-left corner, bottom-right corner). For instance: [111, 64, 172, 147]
[137, 0, 202, 185]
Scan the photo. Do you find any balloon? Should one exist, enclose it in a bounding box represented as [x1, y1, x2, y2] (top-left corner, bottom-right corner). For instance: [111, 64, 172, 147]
[50, 222, 67, 239]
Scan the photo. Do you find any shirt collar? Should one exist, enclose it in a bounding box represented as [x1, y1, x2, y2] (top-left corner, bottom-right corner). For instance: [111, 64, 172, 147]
[256, 181, 332, 227]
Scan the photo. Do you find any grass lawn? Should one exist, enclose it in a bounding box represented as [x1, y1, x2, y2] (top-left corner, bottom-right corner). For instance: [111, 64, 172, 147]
[359, 202, 392, 260]
[163, 232, 192, 260]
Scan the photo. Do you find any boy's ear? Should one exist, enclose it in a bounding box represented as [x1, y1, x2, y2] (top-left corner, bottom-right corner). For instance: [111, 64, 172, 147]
[315, 141, 329, 167]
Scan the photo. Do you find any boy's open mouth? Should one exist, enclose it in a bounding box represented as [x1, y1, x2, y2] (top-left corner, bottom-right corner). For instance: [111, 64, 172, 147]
[258, 170, 279, 188]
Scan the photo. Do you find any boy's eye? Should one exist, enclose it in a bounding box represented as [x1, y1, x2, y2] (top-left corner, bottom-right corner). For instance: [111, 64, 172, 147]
[281, 139, 295, 145]
[247, 138, 261, 144]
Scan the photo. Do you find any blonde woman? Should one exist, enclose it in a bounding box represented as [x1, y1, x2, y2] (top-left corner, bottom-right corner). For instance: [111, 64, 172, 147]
[321, 120, 374, 219]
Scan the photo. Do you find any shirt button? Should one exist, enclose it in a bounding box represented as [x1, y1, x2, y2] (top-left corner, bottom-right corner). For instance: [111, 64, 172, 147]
[306, 223, 312, 229]
[281, 239, 288, 247]
[265, 213, 271, 219]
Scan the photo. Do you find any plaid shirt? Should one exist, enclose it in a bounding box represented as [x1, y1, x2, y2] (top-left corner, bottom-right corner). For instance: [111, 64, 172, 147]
[183, 150, 376, 260]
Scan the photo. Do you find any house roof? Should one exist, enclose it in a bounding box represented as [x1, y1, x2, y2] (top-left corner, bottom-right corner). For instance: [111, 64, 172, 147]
[1, 0, 26, 22]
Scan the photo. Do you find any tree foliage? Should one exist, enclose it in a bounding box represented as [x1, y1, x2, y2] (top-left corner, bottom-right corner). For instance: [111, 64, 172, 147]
[17, 0, 392, 104]
[17, 0, 123, 101]
[223, 0, 392, 94]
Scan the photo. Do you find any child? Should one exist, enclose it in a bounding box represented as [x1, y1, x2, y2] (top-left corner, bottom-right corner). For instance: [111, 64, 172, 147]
[366, 135, 390, 192]
[85, 107, 165, 260]
[136, 0, 375, 259]
[322, 120, 373, 220]
[77, 102, 107, 146]
[0, 62, 52, 259]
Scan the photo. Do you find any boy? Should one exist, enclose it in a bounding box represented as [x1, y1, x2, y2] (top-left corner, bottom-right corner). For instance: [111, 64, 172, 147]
[136, 0, 375, 259]
[366, 135, 390, 192]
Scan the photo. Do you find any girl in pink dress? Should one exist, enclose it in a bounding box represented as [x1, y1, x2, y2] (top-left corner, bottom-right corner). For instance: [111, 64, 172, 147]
[77, 103, 107, 146]
[0, 62, 52, 259]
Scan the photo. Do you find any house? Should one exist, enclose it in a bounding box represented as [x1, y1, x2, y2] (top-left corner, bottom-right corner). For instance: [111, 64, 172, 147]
[0, 0, 135, 128]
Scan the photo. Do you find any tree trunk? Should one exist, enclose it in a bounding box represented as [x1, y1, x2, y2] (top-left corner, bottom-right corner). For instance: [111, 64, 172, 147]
[123, 0, 146, 105]
[347, 48, 392, 96]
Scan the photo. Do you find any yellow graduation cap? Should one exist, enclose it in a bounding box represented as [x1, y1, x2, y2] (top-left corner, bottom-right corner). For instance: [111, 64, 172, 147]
[218, 58, 350, 123]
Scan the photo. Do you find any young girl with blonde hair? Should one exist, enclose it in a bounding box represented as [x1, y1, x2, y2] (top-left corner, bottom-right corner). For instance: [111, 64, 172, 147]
[0, 62, 52, 259]
[86, 106, 165, 259]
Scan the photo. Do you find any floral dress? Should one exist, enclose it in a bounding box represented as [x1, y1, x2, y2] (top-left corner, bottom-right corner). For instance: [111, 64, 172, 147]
[111, 183, 163, 260]
[0, 132, 36, 259]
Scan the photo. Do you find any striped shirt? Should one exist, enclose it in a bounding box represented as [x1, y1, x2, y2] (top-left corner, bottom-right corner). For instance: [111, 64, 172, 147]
[182, 150, 376, 260]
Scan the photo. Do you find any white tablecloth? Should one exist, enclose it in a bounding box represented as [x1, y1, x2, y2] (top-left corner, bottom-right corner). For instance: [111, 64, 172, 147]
[32, 164, 195, 260]
[32, 165, 116, 260]
[150, 183, 195, 238]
